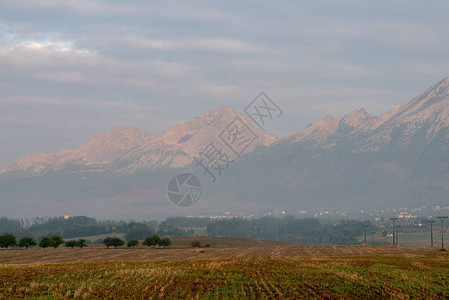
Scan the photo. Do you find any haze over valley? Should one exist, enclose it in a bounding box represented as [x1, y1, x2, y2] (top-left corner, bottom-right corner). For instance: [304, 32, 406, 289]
[2, 78, 449, 219]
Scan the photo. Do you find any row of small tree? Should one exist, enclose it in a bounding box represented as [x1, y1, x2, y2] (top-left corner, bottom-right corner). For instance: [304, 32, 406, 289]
[101, 235, 172, 248]
[0, 233, 66, 249]
[0, 233, 36, 249]
[1, 232, 172, 249]
[38, 235, 64, 249]
[0, 232, 90, 249]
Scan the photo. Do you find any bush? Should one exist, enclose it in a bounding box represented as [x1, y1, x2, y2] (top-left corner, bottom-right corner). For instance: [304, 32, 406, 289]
[157, 238, 171, 247]
[49, 235, 65, 249]
[103, 237, 113, 248]
[76, 239, 87, 248]
[143, 235, 160, 247]
[103, 237, 125, 248]
[191, 240, 201, 248]
[65, 240, 77, 248]
[0, 233, 17, 249]
[19, 237, 37, 249]
[127, 239, 139, 248]
[39, 237, 52, 249]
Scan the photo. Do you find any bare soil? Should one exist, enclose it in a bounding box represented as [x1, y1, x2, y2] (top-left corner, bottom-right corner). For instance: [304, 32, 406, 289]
[0, 243, 441, 265]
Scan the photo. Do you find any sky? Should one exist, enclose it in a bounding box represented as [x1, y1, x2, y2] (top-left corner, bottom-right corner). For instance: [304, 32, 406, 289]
[1, 0, 449, 168]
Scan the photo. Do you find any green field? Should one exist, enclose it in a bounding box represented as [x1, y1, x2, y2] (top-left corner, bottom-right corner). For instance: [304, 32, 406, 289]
[356, 231, 442, 247]
[1, 252, 449, 298]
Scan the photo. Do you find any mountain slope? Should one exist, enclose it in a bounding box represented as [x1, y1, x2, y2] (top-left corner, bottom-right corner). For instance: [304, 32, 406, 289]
[0, 107, 277, 176]
[282, 115, 339, 145]
[224, 77, 449, 211]
[333, 109, 373, 138]
[113, 106, 277, 173]
[345, 77, 449, 152]
[0, 126, 155, 175]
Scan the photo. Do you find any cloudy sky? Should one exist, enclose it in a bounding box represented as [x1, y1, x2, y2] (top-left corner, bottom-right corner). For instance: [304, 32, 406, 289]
[1, 0, 449, 167]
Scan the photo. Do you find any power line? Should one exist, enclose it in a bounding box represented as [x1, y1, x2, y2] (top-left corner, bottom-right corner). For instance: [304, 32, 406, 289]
[437, 216, 448, 249]
[362, 225, 369, 246]
[425, 220, 436, 247]
[395, 224, 401, 246]
[370, 232, 375, 246]
[389, 218, 398, 247]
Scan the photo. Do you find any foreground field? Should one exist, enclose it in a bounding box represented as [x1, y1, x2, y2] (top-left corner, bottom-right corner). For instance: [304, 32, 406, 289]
[1, 253, 449, 298]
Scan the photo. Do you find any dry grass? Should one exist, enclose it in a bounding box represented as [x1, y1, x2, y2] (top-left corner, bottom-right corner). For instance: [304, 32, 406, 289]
[0, 243, 441, 265]
[170, 236, 296, 248]
[0, 253, 448, 298]
[1, 240, 448, 298]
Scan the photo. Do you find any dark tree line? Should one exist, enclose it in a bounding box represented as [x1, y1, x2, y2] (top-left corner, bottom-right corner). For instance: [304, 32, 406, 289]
[1, 215, 376, 245]
[162, 217, 211, 228]
[0, 216, 158, 241]
[102, 235, 171, 248]
[0, 233, 66, 249]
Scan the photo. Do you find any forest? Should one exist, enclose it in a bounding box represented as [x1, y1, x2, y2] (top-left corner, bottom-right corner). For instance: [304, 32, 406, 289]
[0, 215, 378, 245]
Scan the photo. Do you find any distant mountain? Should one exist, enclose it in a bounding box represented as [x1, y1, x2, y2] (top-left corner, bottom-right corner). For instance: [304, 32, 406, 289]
[282, 115, 339, 145]
[344, 77, 449, 152]
[333, 109, 373, 138]
[0, 107, 276, 176]
[1, 77, 449, 218]
[0, 126, 156, 176]
[113, 106, 277, 173]
[279, 108, 374, 146]
[223, 76, 449, 211]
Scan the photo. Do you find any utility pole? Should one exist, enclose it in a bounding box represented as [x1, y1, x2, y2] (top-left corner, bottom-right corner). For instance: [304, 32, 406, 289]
[390, 218, 398, 247]
[362, 225, 368, 245]
[426, 220, 436, 247]
[437, 216, 448, 249]
[395, 224, 401, 246]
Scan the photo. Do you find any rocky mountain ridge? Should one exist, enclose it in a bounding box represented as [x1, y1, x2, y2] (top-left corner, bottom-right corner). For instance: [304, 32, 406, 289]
[0, 107, 277, 176]
[342, 77, 449, 152]
[0, 126, 156, 175]
[1, 77, 449, 218]
[3, 77, 449, 176]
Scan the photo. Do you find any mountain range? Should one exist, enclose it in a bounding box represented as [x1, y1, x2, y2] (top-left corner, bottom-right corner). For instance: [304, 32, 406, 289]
[1, 107, 276, 176]
[1, 77, 449, 218]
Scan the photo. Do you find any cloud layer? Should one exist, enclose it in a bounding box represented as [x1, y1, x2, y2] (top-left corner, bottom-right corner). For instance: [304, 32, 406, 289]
[1, 0, 449, 167]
